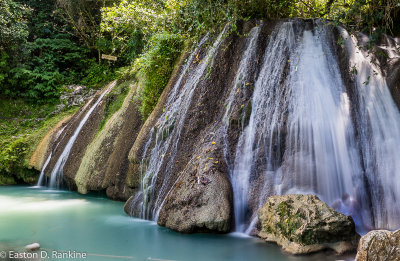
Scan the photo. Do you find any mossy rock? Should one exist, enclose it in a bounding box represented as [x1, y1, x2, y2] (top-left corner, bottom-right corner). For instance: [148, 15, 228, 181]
[258, 194, 359, 255]
[356, 229, 400, 261]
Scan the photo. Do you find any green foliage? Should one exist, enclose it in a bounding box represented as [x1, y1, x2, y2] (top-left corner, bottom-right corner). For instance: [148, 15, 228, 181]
[0, 0, 29, 51]
[81, 60, 117, 89]
[2, 36, 90, 101]
[0, 98, 79, 185]
[137, 33, 184, 119]
[56, 0, 110, 50]
[0, 51, 10, 86]
[331, 0, 400, 34]
[0, 138, 28, 175]
[277, 202, 302, 241]
[0, 0, 97, 101]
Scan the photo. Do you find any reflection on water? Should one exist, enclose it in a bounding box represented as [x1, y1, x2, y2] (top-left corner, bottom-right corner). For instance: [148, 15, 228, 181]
[0, 187, 354, 261]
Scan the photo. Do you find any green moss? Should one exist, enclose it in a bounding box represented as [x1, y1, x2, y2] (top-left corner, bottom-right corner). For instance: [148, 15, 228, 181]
[0, 98, 79, 185]
[24, 107, 79, 164]
[278, 201, 289, 217]
[276, 201, 302, 242]
[301, 230, 316, 245]
[97, 79, 132, 132]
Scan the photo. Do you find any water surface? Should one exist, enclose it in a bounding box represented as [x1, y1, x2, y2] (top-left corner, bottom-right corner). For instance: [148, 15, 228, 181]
[0, 187, 354, 261]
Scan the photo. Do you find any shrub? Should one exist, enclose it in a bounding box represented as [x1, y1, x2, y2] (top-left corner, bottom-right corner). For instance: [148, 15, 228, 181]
[81, 60, 116, 89]
[137, 33, 184, 119]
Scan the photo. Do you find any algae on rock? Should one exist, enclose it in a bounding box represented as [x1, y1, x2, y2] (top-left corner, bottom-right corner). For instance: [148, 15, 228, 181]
[356, 229, 400, 261]
[74, 81, 142, 200]
[258, 194, 359, 255]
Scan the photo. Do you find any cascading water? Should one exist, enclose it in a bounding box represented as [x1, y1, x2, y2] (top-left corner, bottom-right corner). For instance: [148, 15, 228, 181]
[230, 20, 365, 233]
[228, 19, 400, 233]
[36, 125, 67, 186]
[47, 82, 115, 188]
[36, 100, 93, 187]
[221, 25, 263, 232]
[222, 25, 261, 126]
[35, 17, 400, 235]
[340, 28, 400, 230]
[133, 26, 229, 220]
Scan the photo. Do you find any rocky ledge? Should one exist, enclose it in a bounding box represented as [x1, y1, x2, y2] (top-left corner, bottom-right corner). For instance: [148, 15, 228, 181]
[257, 194, 359, 255]
[356, 229, 400, 261]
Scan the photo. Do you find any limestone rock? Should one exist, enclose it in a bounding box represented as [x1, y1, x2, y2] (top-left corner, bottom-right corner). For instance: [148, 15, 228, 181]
[29, 114, 73, 171]
[258, 194, 359, 255]
[356, 229, 400, 261]
[25, 243, 40, 251]
[157, 142, 233, 233]
[74, 83, 141, 200]
[55, 85, 96, 113]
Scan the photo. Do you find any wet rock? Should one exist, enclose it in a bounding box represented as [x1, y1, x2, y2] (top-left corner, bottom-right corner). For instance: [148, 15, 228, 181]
[74, 83, 142, 200]
[355, 229, 400, 261]
[157, 142, 233, 233]
[258, 194, 359, 255]
[29, 114, 73, 171]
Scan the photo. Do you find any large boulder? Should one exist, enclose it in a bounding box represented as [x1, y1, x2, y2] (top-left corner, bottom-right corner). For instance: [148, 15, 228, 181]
[258, 194, 359, 255]
[156, 140, 233, 233]
[355, 229, 400, 261]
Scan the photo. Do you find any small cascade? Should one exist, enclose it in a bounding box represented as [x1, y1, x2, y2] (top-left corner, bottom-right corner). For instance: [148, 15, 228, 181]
[222, 25, 261, 126]
[36, 100, 93, 187]
[133, 26, 229, 220]
[231, 22, 298, 232]
[231, 21, 364, 233]
[36, 125, 68, 186]
[220, 25, 262, 231]
[47, 82, 115, 188]
[32, 17, 400, 234]
[340, 28, 400, 230]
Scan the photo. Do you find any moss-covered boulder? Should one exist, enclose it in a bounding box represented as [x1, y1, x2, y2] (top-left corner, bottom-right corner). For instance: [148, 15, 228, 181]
[258, 194, 359, 255]
[356, 229, 400, 261]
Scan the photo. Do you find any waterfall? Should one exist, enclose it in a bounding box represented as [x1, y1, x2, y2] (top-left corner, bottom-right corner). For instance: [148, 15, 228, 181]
[36, 125, 67, 186]
[36, 101, 91, 187]
[231, 20, 365, 233]
[34, 18, 400, 233]
[221, 25, 262, 231]
[47, 82, 116, 188]
[222, 25, 261, 126]
[340, 28, 400, 230]
[133, 26, 229, 220]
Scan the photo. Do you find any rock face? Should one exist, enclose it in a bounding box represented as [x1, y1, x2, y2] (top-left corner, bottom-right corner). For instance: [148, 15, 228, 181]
[29, 114, 73, 171]
[55, 85, 96, 114]
[29, 80, 143, 199]
[356, 229, 400, 261]
[258, 194, 359, 255]
[157, 140, 233, 233]
[124, 19, 270, 233]
[31, 18, 400, 236]
[74, 83, 143, 200]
